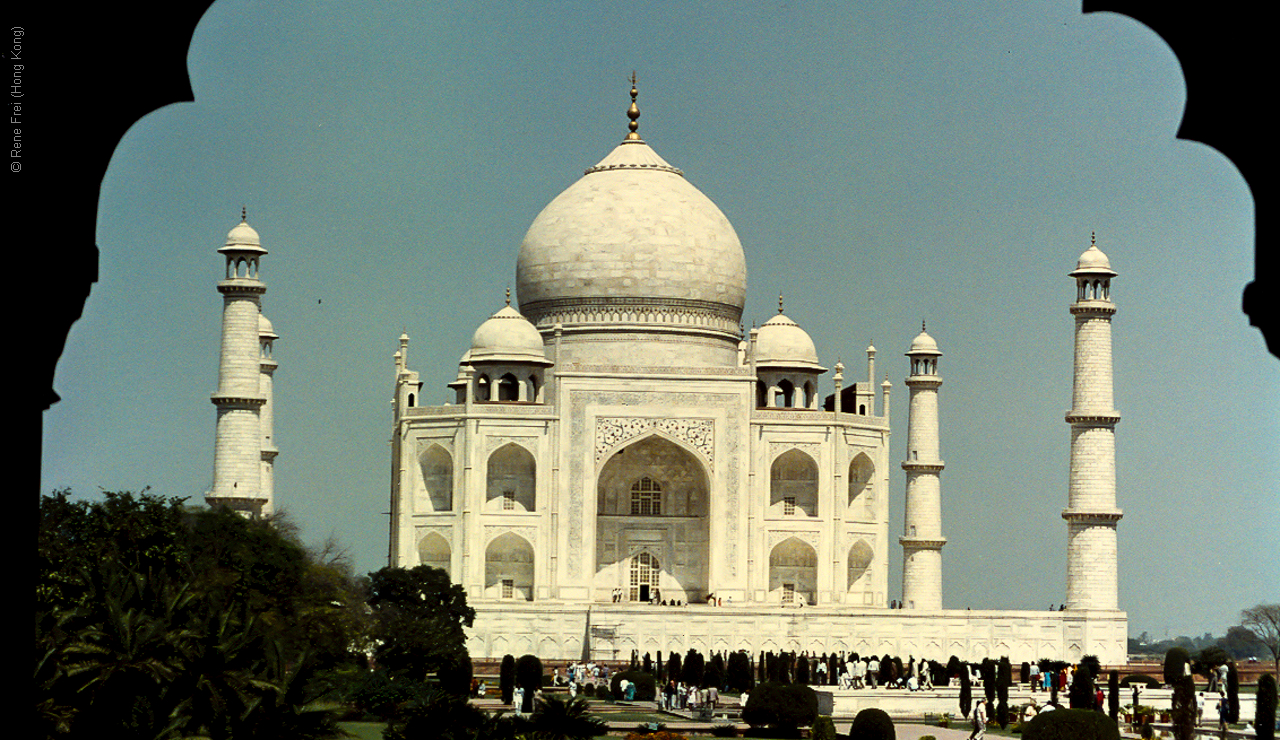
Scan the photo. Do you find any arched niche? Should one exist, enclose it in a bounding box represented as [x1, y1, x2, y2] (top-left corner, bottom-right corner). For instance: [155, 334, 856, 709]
[417, 444, 453, 512]
[769, 536, 817, 605]
[484, 532, 534, 600]
[847, 539, 874, 590]
[848, 453, 875, 516]
[770, 448, 818, 517]
[418, 531, 451, 575]
[594, 434, 710, 604]
[486, 442, 535, 512]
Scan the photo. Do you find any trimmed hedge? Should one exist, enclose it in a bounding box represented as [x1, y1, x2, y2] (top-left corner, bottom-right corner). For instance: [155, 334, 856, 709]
[611, 670, 657, 702]
[1119, 674, 1160, 689]
[742, 681, 818, 730]
[1023, 708, 1120, 740]
[848, 707, 895, 739]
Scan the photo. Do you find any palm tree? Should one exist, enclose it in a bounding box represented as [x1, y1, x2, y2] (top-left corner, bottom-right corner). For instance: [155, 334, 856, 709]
[528, 695, 608, 740]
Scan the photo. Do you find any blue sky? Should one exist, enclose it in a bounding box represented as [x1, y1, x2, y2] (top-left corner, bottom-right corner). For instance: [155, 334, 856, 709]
[43, 0, 1276, 643]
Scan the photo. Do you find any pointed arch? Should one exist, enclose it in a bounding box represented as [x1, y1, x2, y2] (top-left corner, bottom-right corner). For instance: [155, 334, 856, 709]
[769, 536, 817, 605]
[418, 444, 453, 512]
[484, 531, 534, 600]
[771, 448, 818, 517]
[595, 433, 710, 603]
[497, 372, 520, 402]
[487, 442, 535, 512]
[848, 452, 875, 517]
[847, 539, 874, 590]
[775, 379, 795, 408]
[418, 531, 451, 574]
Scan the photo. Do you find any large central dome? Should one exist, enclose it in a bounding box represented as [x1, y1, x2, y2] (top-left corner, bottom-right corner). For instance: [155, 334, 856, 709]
[515, 132, 747, 351]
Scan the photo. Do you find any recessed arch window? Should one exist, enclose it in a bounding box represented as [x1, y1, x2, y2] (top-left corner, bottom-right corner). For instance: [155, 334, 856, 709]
[630, 477, 661, 516]
[770, 449, 818, 517]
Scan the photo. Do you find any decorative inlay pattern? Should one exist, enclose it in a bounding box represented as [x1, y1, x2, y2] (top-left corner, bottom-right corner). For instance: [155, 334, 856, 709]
[486, 436, 539, 456]
[767, 529, 820, 551]
[484, 525, 539, 546]
[769, 442, 821, 460]
[596, 417, 715, 467]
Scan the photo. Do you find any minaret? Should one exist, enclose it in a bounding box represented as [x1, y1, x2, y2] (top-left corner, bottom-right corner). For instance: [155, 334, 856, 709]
[1064, 233, 1122, 610]
[208, 212, 274, 517]
[900, 323, 946, 610]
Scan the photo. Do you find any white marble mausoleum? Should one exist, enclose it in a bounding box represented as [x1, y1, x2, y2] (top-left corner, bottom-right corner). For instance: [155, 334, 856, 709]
[377, 84, 1128, 664]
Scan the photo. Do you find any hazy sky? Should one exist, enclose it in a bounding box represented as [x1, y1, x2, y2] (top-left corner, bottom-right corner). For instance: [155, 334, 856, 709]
[43, 0, 1276, 644]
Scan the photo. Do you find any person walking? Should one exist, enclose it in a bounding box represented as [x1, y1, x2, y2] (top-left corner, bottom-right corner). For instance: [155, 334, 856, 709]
[968, 699, 989, 739]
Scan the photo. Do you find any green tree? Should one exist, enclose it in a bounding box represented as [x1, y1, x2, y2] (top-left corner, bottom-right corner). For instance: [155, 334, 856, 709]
[1069, 667, 1094, 709]
[1170, 675, 1196, 740]
[997, 657, 1012, 728]
[1163, 647, 1191, 687]
[1256, 673, 1276, 740]
[367, 564, 475, 686]
[516, 654, 542, 713]
[36, 490, 362, 740]
[500, 654, 516, 705]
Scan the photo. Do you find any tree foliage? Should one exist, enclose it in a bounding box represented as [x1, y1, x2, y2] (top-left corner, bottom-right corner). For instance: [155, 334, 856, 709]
[1242, 604, 1280, 674]
[36, 490, 369, 740]
[367, 564, 475, 686]
[742, 681, 818, 731]
[1256, 673, 1277, 740]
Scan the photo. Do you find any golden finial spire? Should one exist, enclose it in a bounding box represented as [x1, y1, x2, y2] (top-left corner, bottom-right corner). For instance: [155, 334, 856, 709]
[625, 71, 642, 141]
[1091, 230, 1097, 246]
[241, 205, 247, 222]
[505, 286, 511, 306]
[778, 293, 785, 314]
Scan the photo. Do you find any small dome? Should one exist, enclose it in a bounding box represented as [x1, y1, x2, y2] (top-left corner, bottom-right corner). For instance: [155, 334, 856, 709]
[907, 327, 941, 356]
[755, 313, 824, 370]
[468, 305, 551, 364]
[1070, 236, 1117, 277]
[258, 314, 277, 339]
[220, 219, 267, 255]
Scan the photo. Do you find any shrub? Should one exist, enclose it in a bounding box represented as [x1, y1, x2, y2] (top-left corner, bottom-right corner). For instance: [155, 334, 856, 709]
[847, 707, 895, 739]
[1107, 669, 1119, 723]
[710, 723, 739, 737]
[1022, 708, 1120, 740]
[1068, 667, 1094, 709]
[1171, 675, 1196, 740]
[1256, 673, 1276, 740]
[1119, 674, 1160, 688]
[499, 654, 516, 704]
[516, 654, 542, 713]
[611, 670, 657, 702]
[811, 715, 837, 740]
[741, 681, 818, 731]
[1163, 647, 1190, 686]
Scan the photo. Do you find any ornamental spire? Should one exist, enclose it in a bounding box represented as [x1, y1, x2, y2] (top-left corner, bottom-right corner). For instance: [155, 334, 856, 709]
[625, 71, 642, 141]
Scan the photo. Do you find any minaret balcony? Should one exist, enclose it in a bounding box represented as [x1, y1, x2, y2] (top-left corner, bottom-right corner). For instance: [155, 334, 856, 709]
[1064, 411, 1120, 425]
[1069, 302, 1116, 316]
[210, 393, 266, 408]
[901, 460, 945, 472]
[218, 279, 266, 295]
[899, 535, 947, 549]
[1061, 509, 1123, 523]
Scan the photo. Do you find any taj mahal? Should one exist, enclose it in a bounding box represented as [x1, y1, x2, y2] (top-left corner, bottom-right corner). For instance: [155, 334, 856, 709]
[206, 82, 1128, 665]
